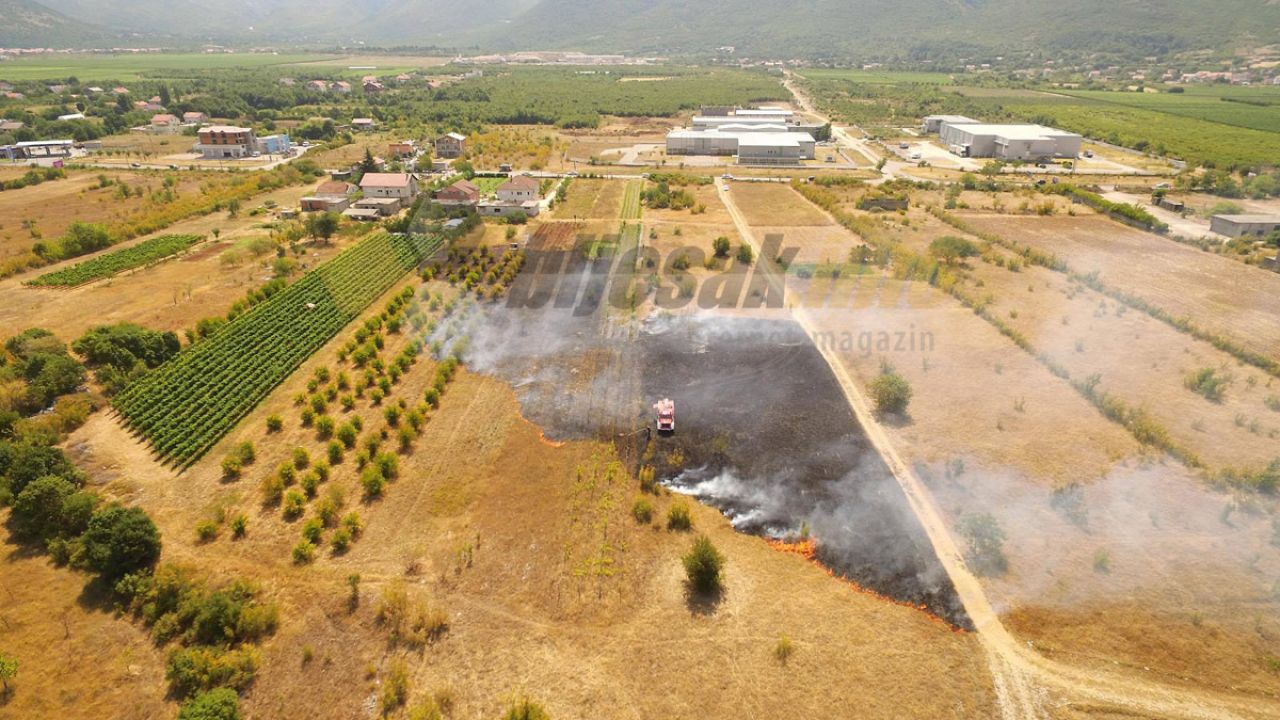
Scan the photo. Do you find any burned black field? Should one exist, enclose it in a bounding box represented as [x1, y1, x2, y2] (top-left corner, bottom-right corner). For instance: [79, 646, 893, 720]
[465, 261, 969, 627]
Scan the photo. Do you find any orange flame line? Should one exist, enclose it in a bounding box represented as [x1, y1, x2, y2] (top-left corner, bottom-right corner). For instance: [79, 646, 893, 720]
[767, 538, 968, 634]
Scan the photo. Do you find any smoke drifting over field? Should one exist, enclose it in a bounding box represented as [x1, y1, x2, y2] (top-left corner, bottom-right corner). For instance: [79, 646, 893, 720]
[456, 289, 971, 627]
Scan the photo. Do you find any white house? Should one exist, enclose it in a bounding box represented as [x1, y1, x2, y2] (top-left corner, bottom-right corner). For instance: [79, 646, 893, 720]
[359, 173, 419, 201]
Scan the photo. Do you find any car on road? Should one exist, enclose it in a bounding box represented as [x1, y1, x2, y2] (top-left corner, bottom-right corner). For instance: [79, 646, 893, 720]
[130, 162, 141, 168]
[898, 142, 910, 149]
[909, 152, 922, 160]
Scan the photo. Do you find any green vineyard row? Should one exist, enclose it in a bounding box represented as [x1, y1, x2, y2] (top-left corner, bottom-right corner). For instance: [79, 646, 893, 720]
[26, 234, 206, 287]
[113, 232, 444, 466]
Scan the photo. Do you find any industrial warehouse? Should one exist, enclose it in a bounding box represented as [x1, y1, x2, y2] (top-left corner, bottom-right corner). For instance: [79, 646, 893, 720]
[666, 106, 820, 164]
[923, 116, 1082, 160]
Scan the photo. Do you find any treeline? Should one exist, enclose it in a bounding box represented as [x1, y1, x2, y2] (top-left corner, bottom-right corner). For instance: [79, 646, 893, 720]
[1, 324, 275, 718]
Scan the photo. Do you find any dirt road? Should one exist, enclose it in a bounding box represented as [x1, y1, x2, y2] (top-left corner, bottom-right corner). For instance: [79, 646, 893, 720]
[715, 180, 1280, 720]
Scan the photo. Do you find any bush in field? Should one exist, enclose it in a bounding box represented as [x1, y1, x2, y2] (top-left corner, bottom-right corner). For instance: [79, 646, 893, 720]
[928, 235, 979, 265]
[220, 456, 242, 481]
[327, 440, 344, 465]
[869, 365, 912, 417]
[292, 540, 316, 564]
[315, 415, 335, 440]
[361, 467, 386, 499]
[292, 447, 310, 470]
[957, 512, 1007, 576]
[165, 646, 258, 698]
[178, 688, 242, 720]
[666, 500, 692, 531]
[736, 243, 754, 265]
[380, 657, 411, 713]
[282, 490, 306, 520]
[230, 514, 248, 539]
[1185, 366, 1231, 403]
[337, 423, 358, 449]
[195, 520, 219, 543]
[712, 236, 731, 258]
[682, 535, 725, 595]
[266, 414, 283, 433]
[82, 504, 162, 580]
[503, 698, 551, 720]
[631, 497, 653, 524]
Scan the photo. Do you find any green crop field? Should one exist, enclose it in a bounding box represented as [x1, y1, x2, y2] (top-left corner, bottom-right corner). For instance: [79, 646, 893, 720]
[26, 233, 205, 287]
[1057, 89, 1280, 134]
[620, 180, 643, 220]
[113, 231, 443, 466]
[0, 53, 337, 82]
[800, 69, 957, 85]
[472, 176, 506, 195]
[801, 70, 1280, 168]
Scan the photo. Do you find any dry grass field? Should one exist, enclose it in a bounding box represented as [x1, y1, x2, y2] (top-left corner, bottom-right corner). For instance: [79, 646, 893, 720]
[0, 263, 999, 719]
[0, 170, 215, 261]
[552, 178, 625, 220]
[718, 182, 1280, 708]
[958, 213, 1280, 363]
[731, 183, 833, 226]
[0, 182, 328, 341]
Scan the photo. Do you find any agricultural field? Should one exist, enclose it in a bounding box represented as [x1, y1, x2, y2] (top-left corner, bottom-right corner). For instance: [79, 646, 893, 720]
[4, 49, 1280, 720]
[26, 233, 205, 287]
[552, 178, 625, 219]
[957, 213, 1280, 365]
[0, 52, 336, 82]
[798, 70, 1280, 168]
[114, 232, 443, 465]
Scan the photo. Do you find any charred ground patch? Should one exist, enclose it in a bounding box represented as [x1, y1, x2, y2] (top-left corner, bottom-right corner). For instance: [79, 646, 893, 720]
[462, 251, 969, 627]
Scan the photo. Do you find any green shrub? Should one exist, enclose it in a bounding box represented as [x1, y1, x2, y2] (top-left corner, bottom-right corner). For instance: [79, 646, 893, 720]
[260, 475, 284, 506]
[292, 540, 316, 565]
[195, 520, 219, 543]
[736, 243, 754, 265]
[774, 634, 795, 664]
[230, 514, 248, 539]
[301, 518, 323, 544]
[361, 467, 386, 499]
[1185, 366, 1231, 403]
[165, 646, 259, 698]
[315, 415, 335, 440]
[220, 456, 242, 480]
[380, 657, 410, 713]
[631, 497, 653, 524]
[666, 501, 692, 531]
[82, 504, 162, 580]
[327, 440, 344, 464]
[292, 447, 310, 470]
[178, 687, 242, 720]
[869, 366, 912, 416]
[331, 527, 353, 554]
[265, 414, 283, 433]
[300, 471, 321, 498]
[234, 442, 255, 465]
[337, 423, 357, 449]
[682, 534, 725, 595]
[282, 490, 306, 520]
[956, 512, 1007, 576]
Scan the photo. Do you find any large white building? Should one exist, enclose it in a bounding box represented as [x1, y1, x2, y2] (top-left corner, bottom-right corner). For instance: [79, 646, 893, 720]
[667, 107, 817, 164]
[938, 122, 1082, 161]
[921, 115, 979, 133]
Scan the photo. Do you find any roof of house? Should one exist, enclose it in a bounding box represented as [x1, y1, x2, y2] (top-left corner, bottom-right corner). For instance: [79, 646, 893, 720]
[342, 207, 381, 219]
[352, 117, 376, 125]
[182, 111, 207, 120]
[438, 180, 479, 196]
[355, 197, 401, 206]
[441, 132, 466, 142]
[943, 123, 1081, 140]
[151, 114, 178, 124]
[316, 181, 356, 196]
[499, 175, 540, 191]
[201, 125, 252, 133]
[1212, 214, 1280, 223]
[360, 173, 413, 188]
[0, 121, 25, 131]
